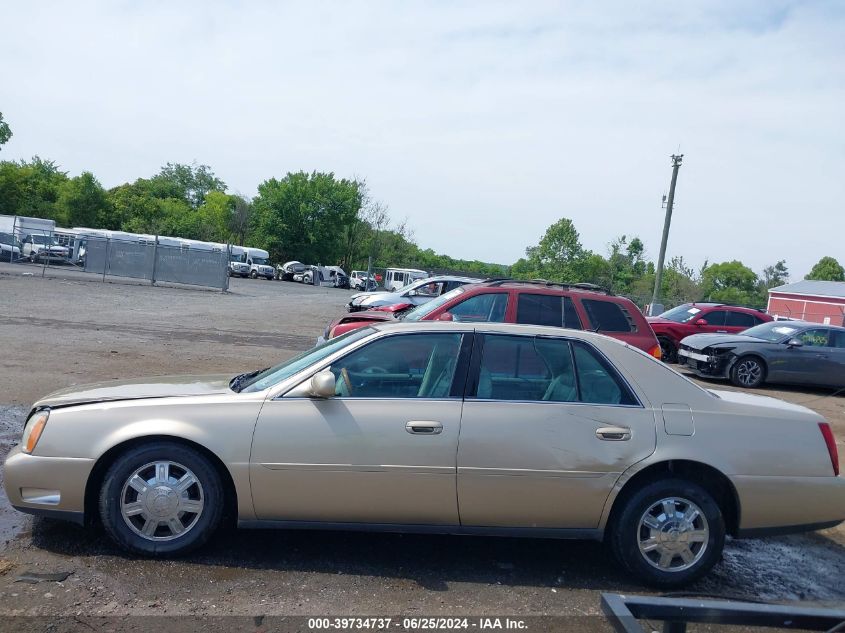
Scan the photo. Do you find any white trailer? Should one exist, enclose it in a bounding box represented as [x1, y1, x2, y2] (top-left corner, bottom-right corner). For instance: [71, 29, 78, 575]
[0, 215, 56, 240]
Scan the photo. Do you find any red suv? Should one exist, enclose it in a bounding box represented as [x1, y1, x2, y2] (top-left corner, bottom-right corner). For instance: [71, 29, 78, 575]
[322, 280, 662, 357]
[647, 303, 773, 362]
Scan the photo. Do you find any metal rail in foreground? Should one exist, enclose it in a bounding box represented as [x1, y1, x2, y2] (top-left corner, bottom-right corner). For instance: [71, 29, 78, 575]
[601, 593, 845, 633]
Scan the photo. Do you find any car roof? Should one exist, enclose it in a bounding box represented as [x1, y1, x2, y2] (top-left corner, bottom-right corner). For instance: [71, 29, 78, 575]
[765, 320, 845, 332]
[418, 275, 484, 283]
[369, 319, 634, 345]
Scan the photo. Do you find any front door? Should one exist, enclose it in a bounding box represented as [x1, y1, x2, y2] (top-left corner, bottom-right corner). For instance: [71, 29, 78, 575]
[457, 333, 656, 529]
[250, 331, 469, 525]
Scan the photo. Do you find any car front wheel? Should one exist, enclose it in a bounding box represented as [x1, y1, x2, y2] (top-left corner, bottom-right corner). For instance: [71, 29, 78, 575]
[99, 442, 224, 556]
[730, 356, 765, 388]
[609, 478, 725, 587]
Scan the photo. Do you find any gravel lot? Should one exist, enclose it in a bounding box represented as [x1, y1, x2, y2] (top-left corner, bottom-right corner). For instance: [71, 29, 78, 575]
[1, 262, 843, 626]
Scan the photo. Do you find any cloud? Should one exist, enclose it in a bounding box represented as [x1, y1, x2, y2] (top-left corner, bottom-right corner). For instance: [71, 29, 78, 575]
[1, 0, 843, 276]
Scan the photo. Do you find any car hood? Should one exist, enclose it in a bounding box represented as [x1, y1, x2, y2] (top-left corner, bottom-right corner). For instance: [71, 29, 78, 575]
[34, 374, 234, 409]
[709, 388, 821, 419]
[352, 291, 403, 306]
[681, 333, 762, 349]
[339, 310, 395, 324]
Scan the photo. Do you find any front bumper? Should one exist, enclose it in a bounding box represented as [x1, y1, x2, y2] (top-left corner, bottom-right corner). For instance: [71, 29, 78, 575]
[4, 446, 94, 523]
[677, 347, 730, 379]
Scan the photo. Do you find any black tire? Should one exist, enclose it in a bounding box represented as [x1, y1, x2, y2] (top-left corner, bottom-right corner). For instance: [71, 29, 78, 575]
[609, 478, 725, 587]
[730, 355, 766, 388]
[658, 337, 677, 363]
[98, 441, 224, 557]
[249, 270, 258, 279]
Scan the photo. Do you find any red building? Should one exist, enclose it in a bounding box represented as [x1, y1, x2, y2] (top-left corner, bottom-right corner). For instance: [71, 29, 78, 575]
[767, 280, 845, 326]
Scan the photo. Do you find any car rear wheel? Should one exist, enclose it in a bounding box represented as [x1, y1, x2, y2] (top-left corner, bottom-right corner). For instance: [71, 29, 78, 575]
[609, 478, 725, 587]
[99, 441, 224, 556]
[730, 356, 765, 388]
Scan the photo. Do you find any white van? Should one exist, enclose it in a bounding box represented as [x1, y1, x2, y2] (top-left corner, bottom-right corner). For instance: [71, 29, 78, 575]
[227, 246, 250, 277]
[384, 267, 428, 292]
[243, 247, 274, 279]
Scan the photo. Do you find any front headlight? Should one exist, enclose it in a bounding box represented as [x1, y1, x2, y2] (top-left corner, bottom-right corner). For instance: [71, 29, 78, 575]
[21, 409, 49, 454]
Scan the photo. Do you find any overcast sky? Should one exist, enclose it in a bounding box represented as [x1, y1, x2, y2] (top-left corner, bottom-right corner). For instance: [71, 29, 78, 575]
[2, 1, 843, 277]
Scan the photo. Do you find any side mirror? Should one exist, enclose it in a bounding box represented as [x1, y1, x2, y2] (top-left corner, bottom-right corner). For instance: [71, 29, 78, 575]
[309, 370, 336, 398]
[437, 312, 454, 321]
[695, 319, 708, 326]
[407, 289, 419, 297]
[786, 338, 803, 348]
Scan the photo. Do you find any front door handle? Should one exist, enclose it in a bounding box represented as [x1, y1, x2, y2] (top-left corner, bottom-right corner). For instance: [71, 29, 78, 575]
[596, 426, 631, 441]
[405, 420, 443, 435]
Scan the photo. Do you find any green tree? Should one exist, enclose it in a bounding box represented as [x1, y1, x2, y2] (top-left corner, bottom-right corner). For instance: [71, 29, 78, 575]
[55, 171, 111, 227]
[0, 112, 11, 150]
[701, 260, 760, 306]
[805, 256, 845, 282]
[0, 157, 67, 219]
[251, 171, 362, 264]
[153, 163, 226, 208]
[762, 260, 789, 288]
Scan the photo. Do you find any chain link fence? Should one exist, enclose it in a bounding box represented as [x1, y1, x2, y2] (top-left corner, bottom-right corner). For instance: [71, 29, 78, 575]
[2, 228, 231, 291]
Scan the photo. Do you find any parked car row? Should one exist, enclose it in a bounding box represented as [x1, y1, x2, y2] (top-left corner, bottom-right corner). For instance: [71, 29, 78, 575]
[320, 281, 845, 390]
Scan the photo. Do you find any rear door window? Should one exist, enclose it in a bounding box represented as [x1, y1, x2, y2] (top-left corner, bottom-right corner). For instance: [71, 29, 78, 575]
[701, 310, 727, 326]
[581, 299, 635, 332]
[516, 294, 583, 330]
[725, 311, 756, 327]
[450, 293, 508, 323]
[571, 342, 638, 405]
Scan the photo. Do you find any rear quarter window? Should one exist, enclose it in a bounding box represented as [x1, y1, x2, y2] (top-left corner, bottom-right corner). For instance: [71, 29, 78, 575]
[581, 299, 636, 332]
[516, 294, 583, 329]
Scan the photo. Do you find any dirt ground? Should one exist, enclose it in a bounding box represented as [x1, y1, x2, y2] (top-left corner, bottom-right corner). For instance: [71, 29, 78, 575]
[0, 262, 843, 628]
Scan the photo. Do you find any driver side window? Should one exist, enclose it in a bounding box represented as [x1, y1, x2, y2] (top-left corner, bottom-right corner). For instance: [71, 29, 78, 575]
[329, 333, 464, 399]
[798, 329, 830, 347]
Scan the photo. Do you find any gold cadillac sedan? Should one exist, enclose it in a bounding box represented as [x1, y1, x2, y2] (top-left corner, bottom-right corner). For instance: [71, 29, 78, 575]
[5, 322, 844, 586]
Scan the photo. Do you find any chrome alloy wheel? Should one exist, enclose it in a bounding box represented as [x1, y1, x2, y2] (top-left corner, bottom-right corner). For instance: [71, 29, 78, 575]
[736, 359, 762, 386]
[120, 461, 204, 541]
[637, 497, 709, 572]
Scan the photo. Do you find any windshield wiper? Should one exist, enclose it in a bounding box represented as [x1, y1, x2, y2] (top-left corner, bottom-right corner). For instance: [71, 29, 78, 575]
[229, 367, 269, 393]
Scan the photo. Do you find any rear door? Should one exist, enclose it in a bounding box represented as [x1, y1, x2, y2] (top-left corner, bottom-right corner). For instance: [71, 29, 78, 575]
[825, 330, 845, 388]
[456, 333, 656, 529]
[699, 309, 728, 334]
[724, 310, 757, 334]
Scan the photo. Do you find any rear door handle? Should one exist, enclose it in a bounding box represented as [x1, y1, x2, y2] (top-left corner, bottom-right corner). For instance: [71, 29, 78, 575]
[405, 420, 443, 435]
[596, 426, 631, 441]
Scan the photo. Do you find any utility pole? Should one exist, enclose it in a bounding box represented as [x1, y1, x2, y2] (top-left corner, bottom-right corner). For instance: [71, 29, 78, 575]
[650, 154, 683, 315]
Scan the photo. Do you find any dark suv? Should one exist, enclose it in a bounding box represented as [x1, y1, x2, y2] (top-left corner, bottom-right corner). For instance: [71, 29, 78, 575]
[647, 303, 773, 362]
[323, 279, 662, 357]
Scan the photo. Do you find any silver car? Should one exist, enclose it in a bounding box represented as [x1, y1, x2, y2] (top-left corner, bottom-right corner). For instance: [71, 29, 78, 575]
[5, 322, 843, 586]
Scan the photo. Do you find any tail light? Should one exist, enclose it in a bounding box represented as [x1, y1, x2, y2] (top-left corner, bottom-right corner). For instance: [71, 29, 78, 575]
[648, 344, 662, 359]
[819, 422, 840, 476]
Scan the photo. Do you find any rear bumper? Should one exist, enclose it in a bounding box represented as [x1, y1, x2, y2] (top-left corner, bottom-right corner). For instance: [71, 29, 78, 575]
[732, 474, 845, 534]
[3, 446, 94, 520]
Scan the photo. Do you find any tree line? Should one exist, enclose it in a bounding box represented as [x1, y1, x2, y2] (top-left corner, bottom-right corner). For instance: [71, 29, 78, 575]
[1, 121, 842, 310]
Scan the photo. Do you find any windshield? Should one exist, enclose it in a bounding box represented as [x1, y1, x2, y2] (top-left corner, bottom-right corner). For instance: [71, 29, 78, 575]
[238, 327, 374, 392]
[0, 233, 17, 246]
[230, 255, 243, 263]
[404, 286, 466, 321]
[658, 304, 705, 323]
[252, 257, 270, 266]
[32, 235, 57, 245]
[741, 321, 800, 342]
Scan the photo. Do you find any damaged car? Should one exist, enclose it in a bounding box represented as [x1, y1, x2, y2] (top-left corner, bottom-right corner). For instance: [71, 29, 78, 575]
[678, 321, 845, 388]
